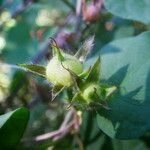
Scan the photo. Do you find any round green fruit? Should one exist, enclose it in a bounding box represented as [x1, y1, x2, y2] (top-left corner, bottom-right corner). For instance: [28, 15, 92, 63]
[46, 53, 83, 87]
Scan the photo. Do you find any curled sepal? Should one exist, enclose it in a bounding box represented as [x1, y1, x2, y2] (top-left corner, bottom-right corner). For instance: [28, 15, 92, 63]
[52, 46, 64, 61]
[105, 86, 117, 98]
[49, 37, 64, 61]
[18, 64, 46, 77]
[86, 57, 100, 82]
[52, 85, 66, 101]
[100, 85, 117, 100]
[61, 63, 83, 90]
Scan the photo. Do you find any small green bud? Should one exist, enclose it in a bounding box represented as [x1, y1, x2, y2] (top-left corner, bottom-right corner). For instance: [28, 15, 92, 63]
[82, 83, 101, 103]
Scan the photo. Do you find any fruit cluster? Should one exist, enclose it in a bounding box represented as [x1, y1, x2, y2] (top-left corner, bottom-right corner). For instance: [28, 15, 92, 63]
[45, 44, 116, 110]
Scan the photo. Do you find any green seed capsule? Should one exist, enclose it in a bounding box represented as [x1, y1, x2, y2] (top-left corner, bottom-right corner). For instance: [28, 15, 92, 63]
[46, 53, 83, 87]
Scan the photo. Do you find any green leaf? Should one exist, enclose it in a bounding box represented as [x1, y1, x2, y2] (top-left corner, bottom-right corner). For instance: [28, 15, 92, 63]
[104, 0, 150, 24]
[19, 64, 46, 77]
[86, 57, 100, 83]
[96, 31, 150, 139]
[0, 107, 30, 148]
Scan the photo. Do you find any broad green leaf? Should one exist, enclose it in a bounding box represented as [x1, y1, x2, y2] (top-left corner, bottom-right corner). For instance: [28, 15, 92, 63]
[104, 0, 150, 24]
[114, 26, 135, 40]
[96, 31, 150, 139]
[19, 64, 46, 77]
[0, 107, 30, 148]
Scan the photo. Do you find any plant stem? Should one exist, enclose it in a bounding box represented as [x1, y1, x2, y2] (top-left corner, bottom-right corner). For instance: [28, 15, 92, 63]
[74, 134, 84, 150]
[35, 108, 78, 141]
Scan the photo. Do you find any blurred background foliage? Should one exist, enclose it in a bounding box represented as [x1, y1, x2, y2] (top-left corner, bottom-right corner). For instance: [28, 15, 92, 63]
[0, 0, 150, 149]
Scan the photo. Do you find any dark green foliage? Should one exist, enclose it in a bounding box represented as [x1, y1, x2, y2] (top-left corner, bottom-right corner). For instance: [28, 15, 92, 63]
[96, 31, 150, 139]
[0, 108, 30, 148]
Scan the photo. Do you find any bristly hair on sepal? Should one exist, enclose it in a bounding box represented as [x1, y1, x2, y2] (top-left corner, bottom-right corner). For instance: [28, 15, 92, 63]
[75, 36, 95, 63]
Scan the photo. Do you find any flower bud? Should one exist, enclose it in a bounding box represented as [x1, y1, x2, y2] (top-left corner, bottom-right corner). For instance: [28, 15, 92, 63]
[83, 4, 100, 23]
[82, 83, 101, 103]
[82, 0, 103, 23]
[46, 52, 83, 87]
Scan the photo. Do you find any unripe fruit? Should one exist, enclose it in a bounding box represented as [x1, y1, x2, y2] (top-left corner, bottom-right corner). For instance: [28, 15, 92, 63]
[82, 83, 101, 103]
[46, 53, 83, 87]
